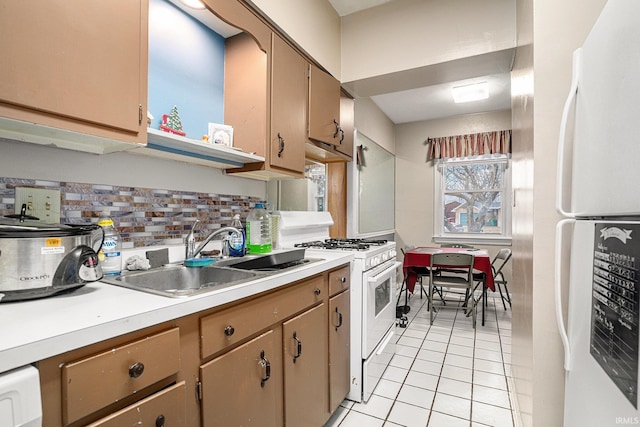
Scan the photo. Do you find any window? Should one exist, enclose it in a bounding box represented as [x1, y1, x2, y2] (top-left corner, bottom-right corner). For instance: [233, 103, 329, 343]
[434, 155, 511, 244]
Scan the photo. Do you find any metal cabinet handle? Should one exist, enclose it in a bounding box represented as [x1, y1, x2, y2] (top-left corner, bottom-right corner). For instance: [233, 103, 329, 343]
[155, 414, 166, 427]
[340, 276, 347, 284]
[277, 133, 285, 157]
[128, 362, 145, 379]
[292, 332, 302, 363]
[333, 119, 340, 139]
[339, 128, 345, 144]
[224, 325, 235, 337]
[314, 288, 321, 296]
[334, 307, 343, 331]
[259, 350, 271, 387]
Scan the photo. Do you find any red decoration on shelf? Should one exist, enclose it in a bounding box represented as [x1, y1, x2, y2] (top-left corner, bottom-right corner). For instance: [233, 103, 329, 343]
[159, 105, 186, 137]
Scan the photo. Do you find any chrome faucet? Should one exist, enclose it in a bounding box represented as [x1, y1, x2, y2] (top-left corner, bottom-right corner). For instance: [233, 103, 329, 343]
[184, 219, 241, 260]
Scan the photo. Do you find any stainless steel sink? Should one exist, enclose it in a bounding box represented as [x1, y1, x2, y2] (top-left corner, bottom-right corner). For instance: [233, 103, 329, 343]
[101, 249, 323, 298]
[101, 264, 268, 298]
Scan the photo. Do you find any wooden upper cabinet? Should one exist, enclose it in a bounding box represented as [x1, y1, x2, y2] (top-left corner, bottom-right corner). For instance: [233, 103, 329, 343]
[336, 93, 355, 158]
[0, 0, 148, 146]
[224, 33, 268, 158]
[308, 64, 341, 146]
[269, 35, 307, 174]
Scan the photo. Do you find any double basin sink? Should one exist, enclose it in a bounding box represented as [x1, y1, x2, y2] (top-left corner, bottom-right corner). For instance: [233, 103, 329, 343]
[101, 249, 320, 298]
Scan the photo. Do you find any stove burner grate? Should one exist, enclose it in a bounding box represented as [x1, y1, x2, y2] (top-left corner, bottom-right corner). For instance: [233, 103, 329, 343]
[294, 238, 388, 251]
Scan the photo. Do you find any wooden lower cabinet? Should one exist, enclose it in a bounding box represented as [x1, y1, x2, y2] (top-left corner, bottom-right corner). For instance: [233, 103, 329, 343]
[329, 289, 351, 413]
[86, 381, 186, 427]
[283, 303, 328, 426]
[38, 264, 351, 426]
[200, 329, 282, 427]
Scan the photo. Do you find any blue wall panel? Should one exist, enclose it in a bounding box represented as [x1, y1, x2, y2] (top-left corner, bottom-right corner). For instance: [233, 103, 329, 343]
[148, 0, 225, 139]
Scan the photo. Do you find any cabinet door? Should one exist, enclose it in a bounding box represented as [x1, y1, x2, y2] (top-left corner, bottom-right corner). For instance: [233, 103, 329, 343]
[270, 35, 306, 173]
[0, 0, 147, 144]
[308, 64, 341, 146]
[200, 329, 281, 427]
[336, 94, 354, 158]
[329, 289, 351, 413]
[282, 303, 328, 426]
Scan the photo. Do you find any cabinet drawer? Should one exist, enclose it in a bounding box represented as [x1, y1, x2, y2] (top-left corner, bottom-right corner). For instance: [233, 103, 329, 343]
[62, 328, 180, 425]
[201, 275, 326, 358]
[86, 381, 186, 427]
[329, 264, 350, 296]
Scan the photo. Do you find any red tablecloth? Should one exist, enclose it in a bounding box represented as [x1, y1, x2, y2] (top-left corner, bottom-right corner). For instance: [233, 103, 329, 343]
[403, 247, 494, 292]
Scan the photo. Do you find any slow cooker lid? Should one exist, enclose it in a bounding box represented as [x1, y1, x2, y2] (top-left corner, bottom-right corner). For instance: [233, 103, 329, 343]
[0, 217, 100, 238]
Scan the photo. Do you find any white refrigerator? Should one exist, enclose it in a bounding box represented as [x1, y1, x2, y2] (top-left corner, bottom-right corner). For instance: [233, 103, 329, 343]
[555, 1, 640, 425]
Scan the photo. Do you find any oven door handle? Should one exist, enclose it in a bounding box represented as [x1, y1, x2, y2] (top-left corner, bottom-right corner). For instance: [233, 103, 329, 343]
[375, 329, 395, 356]
[367, 261, 402, 284]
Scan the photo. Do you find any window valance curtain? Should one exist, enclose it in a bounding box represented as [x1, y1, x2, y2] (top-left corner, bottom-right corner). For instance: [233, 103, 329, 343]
[426, 129, 512, 160]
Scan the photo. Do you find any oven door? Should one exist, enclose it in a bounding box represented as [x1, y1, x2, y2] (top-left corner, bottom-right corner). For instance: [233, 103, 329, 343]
[362, 260, 401, 357]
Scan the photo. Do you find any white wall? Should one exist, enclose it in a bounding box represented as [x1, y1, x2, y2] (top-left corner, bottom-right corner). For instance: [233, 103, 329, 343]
[511, 0, 608, 425]
[247, 0, 341, 78]
[0, 139, 265, 197]
[394, 110, 511, 252]
[341, 0, 516, 83]
[354, 97, 395, 154]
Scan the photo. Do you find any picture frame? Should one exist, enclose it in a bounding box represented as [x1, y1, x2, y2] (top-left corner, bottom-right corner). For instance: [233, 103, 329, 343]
[207, 123, 234, 147]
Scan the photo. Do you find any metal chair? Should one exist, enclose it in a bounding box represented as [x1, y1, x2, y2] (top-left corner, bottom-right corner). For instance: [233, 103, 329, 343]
[472, 248, 512, 326]
[491, 248, 512, 310]
[428, 252, 477, 327]
[397, 247, 445, 317]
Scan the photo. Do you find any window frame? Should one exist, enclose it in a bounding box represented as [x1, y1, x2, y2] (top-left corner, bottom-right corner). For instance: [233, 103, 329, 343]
[433, 154, 512, 246]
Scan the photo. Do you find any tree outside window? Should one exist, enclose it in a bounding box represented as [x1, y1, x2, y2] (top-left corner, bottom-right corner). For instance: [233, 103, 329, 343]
[435, 155, 511, 242]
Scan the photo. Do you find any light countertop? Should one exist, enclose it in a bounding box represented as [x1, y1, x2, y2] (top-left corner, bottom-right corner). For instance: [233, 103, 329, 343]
[0, 250, 353, 373]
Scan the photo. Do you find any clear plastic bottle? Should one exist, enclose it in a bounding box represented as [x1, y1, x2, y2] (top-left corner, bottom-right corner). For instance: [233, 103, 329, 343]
[228, 214, 245, 257]
[97, 211, 122, 275]
[246, 203, 272, 254]
[270, 210, 281, 250]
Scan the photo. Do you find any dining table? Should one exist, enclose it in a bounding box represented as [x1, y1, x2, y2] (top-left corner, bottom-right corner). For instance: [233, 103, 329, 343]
[403, 247, 495, 293]
[401, 247, 495, 326]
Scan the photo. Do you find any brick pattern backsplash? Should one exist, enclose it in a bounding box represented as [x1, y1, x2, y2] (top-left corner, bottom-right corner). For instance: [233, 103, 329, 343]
[0, 177, 262, 248]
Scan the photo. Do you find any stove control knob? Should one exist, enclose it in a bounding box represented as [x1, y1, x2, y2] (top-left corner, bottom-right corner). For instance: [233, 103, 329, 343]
[382, 253, 389, 262]
[373, 256, 380, 266]
[390, 249, 397, 258]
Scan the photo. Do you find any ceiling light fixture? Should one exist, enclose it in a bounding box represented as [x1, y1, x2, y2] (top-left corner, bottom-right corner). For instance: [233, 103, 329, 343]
[452, 81, 489, 103]
[180, 0, 206, 9]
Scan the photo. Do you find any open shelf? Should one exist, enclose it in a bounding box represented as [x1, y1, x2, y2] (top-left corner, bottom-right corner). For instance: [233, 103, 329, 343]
[140, 128, 265, 169]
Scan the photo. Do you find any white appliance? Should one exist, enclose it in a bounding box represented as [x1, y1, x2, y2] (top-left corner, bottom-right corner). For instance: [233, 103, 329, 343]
[277, 211, 399, 402]
[0, 365, 42, 427]
[555, 1, 640, 425]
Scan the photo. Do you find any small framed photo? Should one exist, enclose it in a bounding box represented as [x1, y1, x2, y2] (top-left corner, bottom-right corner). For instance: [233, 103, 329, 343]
[207, 123, 234, 147]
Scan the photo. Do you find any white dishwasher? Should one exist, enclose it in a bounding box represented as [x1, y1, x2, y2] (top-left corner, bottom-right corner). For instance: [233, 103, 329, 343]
[0, 365, 42, 427]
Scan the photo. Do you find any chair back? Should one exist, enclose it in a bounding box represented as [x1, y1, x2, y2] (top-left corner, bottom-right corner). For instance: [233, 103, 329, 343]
[400, 245, 416, 256]
[492, 248, 512, 281]
[430, 252, 475, 283]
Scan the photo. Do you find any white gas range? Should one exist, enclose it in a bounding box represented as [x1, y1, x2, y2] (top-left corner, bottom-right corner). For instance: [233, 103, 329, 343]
[278, 211, 400, 402]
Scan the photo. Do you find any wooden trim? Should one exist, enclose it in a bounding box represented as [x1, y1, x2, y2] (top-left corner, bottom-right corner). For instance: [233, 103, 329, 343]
[327, 162, 347, 238]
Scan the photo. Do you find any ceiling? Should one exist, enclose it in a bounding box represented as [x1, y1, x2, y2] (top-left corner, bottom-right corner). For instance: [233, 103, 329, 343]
[328, 0, 512, 124]
[173, 0, 512, 125]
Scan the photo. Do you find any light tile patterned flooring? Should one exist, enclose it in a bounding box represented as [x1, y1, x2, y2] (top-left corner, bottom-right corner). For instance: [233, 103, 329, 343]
[325, 290, 514, 427]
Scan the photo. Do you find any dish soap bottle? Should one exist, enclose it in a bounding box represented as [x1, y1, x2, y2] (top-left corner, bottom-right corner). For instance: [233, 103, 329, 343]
[228, 214, 245, 257]
[246, 203, 272, 254]
[97, 211, 122, 276]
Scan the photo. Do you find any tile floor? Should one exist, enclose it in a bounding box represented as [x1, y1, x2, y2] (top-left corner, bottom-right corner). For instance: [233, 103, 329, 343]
[325, 288, 514, 427]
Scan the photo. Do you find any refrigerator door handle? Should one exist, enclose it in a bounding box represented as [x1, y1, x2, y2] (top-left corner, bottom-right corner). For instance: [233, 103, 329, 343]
[556, 48, 582, 218]
[555, 218, 575, 371]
